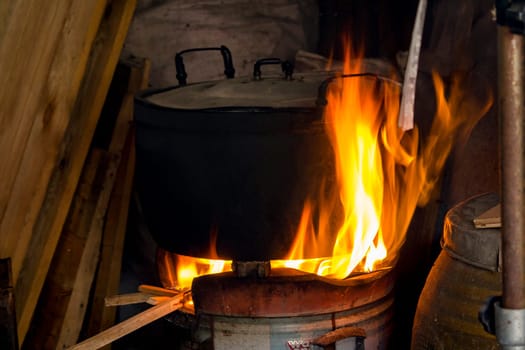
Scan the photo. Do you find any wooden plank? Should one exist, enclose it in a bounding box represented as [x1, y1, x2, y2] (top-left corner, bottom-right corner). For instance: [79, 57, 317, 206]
[0, 0, 107, 282]
[83, 129, 135, 340]
[108, 59, 151, 154]
[22, 149, 106, 350]
[14, 0, 138, 342]
[125, 57, 152, 94]
[68, 294, 185, 350]
[23, 147, 121, 349]
[56, 151, 121, 349]
[474, 203, 501, 228]
[85, 58, 150, 339]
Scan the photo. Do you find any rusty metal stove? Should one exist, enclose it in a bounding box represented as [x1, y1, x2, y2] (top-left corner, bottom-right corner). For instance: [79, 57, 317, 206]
[160, 256, 394, 350]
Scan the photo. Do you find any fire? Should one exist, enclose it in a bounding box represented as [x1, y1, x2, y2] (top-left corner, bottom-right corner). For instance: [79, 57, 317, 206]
[158, 248, 232, 290]
[275, 46, 491, 278]
[161, 42, 492, 289]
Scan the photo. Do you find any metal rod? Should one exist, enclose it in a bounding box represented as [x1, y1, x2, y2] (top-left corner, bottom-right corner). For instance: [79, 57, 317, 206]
[498, 25, 525, 309]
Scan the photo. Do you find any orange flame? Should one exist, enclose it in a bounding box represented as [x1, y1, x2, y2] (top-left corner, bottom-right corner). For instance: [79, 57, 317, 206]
[158, 249, 232, 290]
[161, 42, 492, 289]
[274, 45, 492, 278]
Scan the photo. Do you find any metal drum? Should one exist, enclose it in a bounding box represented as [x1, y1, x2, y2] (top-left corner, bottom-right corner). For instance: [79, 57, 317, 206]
[187, 268, 396, 350]
[193, 299, 393, 350]
[411, 193, 501, 349]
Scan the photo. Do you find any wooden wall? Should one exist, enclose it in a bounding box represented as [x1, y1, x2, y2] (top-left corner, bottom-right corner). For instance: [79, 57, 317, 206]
[0, 0, 138, 345]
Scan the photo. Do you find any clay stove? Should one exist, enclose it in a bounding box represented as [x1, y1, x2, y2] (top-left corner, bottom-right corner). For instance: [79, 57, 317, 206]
[158, 251, 394, 350]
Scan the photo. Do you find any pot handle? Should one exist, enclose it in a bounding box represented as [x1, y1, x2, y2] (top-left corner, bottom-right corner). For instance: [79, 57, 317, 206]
[174, 45, 235, 86]
[316, 73, 402, 106]
[312, 326, 366, 349]
[253, 58, 294, 80]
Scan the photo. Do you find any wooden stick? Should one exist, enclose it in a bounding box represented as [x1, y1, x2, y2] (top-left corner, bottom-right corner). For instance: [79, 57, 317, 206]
[104, 293, 175, 307]
[67, 294, 184, 350]
[104, 293, 151, 307]
[138, 284, 181, 297]
[146, 296, 173, 305]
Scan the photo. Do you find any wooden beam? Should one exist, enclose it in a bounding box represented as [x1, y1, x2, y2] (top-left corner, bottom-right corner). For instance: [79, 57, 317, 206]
[14, 0, 137, 342]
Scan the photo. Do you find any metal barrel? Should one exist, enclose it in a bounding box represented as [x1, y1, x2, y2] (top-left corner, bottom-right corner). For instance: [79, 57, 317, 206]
[411, 193, 501, 349]
[193, 292, 394, 350]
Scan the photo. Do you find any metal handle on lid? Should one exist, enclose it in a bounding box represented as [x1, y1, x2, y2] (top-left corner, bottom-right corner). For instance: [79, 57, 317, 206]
[253, 58, 294, 80]
[174, 45, 235, 86]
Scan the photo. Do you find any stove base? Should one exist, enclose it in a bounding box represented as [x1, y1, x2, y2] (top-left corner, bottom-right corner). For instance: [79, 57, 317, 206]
[177, 293, 393, 350]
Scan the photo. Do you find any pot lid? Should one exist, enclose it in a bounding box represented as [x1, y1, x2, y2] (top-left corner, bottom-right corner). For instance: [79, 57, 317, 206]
[144, 70, 333, 110]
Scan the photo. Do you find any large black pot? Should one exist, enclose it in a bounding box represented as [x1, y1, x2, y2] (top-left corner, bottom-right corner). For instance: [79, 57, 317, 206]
[134, 48, 387, 261]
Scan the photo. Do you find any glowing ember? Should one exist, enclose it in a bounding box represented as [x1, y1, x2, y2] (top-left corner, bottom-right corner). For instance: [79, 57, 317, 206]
[160, 41, 492, 289]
